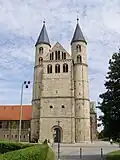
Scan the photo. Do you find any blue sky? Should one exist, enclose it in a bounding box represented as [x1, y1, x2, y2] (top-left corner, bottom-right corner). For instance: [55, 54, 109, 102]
[0, 0, 120, 130]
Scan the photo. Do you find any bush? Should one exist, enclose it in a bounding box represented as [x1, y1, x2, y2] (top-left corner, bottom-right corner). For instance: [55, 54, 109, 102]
[102, 137, 109, 141]
[106, 150, 120, 160]
[0, 141, 32, 154]
[0, 144, 55, 160]
[30, 137, 38, 143]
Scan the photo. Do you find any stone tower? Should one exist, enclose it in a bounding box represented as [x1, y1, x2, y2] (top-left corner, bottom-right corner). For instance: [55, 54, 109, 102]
[31, 21, 51, 141]
[31, 19, 91, 143]
[71, 18, 90, 142]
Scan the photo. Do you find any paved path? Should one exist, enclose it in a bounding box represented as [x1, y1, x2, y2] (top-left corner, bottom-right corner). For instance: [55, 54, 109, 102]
[52, 141, 120, 160]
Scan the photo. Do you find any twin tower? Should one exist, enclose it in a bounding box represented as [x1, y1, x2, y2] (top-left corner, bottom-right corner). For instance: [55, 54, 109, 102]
[31, 19, 91, 143]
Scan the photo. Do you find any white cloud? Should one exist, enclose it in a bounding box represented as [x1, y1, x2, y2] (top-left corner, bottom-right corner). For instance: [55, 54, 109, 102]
[102, 0, 120, 34]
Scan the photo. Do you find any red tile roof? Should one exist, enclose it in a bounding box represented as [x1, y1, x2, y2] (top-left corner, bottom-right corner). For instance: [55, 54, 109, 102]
[0, 105, 32, 120]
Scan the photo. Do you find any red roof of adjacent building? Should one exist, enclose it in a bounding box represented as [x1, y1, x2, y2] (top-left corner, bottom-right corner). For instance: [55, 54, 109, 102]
[0, 105, 32, 120]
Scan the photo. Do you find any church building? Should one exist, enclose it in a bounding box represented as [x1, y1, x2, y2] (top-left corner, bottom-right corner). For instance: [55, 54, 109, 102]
[31, 18, 93, 143]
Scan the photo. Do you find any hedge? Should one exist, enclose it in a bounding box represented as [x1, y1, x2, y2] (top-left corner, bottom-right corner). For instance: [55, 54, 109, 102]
[0, 143, 55, 160]
[106, 150, 120, 160]
[0, 141, 32, 154]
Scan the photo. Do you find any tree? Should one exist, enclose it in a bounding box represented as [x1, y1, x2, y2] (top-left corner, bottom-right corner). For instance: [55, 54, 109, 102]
[98, 52, 120, 140]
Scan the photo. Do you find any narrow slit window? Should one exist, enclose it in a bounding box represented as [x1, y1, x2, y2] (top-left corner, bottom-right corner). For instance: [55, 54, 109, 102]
[62, 105, 65, 108]
[50, 53, 52, 60]
[50, 52, 54, 60]
[64, 52, 66, 59]
[76, 45, 81, 52]
[63, 63, 68, 72]
[47, 64, 52, 74]
[58, 51, 60, 60]
[52, 52, 54, 60]
[55, 64, 60, 73]
[62, 52, 66, 59]
[77, 55, 82, 63]
[55, 51, 58, 60]
[39, 57, 43, 65]
[39, 47, 43, 54]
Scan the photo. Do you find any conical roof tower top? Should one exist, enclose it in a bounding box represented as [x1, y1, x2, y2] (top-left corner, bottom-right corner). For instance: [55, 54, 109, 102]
[71, 18, 87, 45]
[35, 21, 51, 47]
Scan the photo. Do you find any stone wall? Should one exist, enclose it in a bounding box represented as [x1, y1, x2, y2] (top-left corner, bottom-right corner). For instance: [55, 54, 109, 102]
[0, 120, 30, 142]
[90, 113, 97, 141]
[31, 38, 96, 143]
[72, 41, 91, 142]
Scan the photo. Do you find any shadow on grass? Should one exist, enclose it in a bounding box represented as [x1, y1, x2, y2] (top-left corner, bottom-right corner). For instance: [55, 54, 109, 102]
[60, 154, 105, 160]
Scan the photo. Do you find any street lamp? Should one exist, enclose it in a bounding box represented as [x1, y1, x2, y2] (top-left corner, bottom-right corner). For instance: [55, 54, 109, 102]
[28, 128, 31, 143]
[56, 120, 61, 159]
[88, 78, 97, 143]
[90, 117, 93, 143]
[18, 81, 30, 142]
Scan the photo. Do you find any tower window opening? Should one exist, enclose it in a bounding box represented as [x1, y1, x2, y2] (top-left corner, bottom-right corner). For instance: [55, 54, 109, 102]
[47, 64, 52, 74]
[39, 57, 43, 65]
[55, 64, 60, 73]
[50, 52, 54, 60]
[77, 55, 82, 63]
[58, 51, 60, 60]
[0, 121, 2, 128]
[55, 51, 58, 60]
[63, 63, 68, 72]
[39, 47, 43, 54]
[62, 105, 65, 108]
[52, 52, 54, 60]
[62, 52, 66, 59]
[76, 45, 81, 52]
[50, 53, 52, 60]
[62, 52, 63, 59]
[56, 90, 58, 94]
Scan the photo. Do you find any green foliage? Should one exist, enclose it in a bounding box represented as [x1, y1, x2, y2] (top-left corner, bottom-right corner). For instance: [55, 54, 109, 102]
[0, 142, 55, 160]
[46, 146, 55, 160]
[98, 130, 104, 139]
[0, 141, 32, 154]
[98, 52, 120, 139]
[106, 150, 120, 160]
[11, 121, 17, 129]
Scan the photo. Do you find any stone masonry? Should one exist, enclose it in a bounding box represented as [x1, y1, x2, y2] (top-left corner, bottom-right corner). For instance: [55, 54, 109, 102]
[31, 19, 92, 143]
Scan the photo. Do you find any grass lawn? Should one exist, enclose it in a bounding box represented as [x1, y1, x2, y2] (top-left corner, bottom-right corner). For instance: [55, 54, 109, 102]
[106, 150, 120, 160]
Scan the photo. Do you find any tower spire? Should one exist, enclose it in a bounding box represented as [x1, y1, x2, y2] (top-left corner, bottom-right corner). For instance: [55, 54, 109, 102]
[77, 15, 79, 23]
[43, 18, 45, 24]
[71, 18, 87, 45]
[35, 20, 51, 47]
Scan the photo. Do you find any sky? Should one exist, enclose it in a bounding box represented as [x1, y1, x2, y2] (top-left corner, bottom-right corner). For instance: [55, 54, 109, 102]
[0, 0, 120, 131]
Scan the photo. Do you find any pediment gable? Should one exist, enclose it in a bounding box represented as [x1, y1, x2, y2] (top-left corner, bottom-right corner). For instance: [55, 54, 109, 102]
[51, 42, 70, 55]
[45, 42, 71, 60]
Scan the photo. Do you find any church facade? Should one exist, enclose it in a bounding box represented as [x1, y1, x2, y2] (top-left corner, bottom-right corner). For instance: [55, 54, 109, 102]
[31, 19, 92, 143]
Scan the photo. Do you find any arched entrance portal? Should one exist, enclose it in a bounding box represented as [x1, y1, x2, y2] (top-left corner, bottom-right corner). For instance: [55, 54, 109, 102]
[52, 126, 62, 143]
